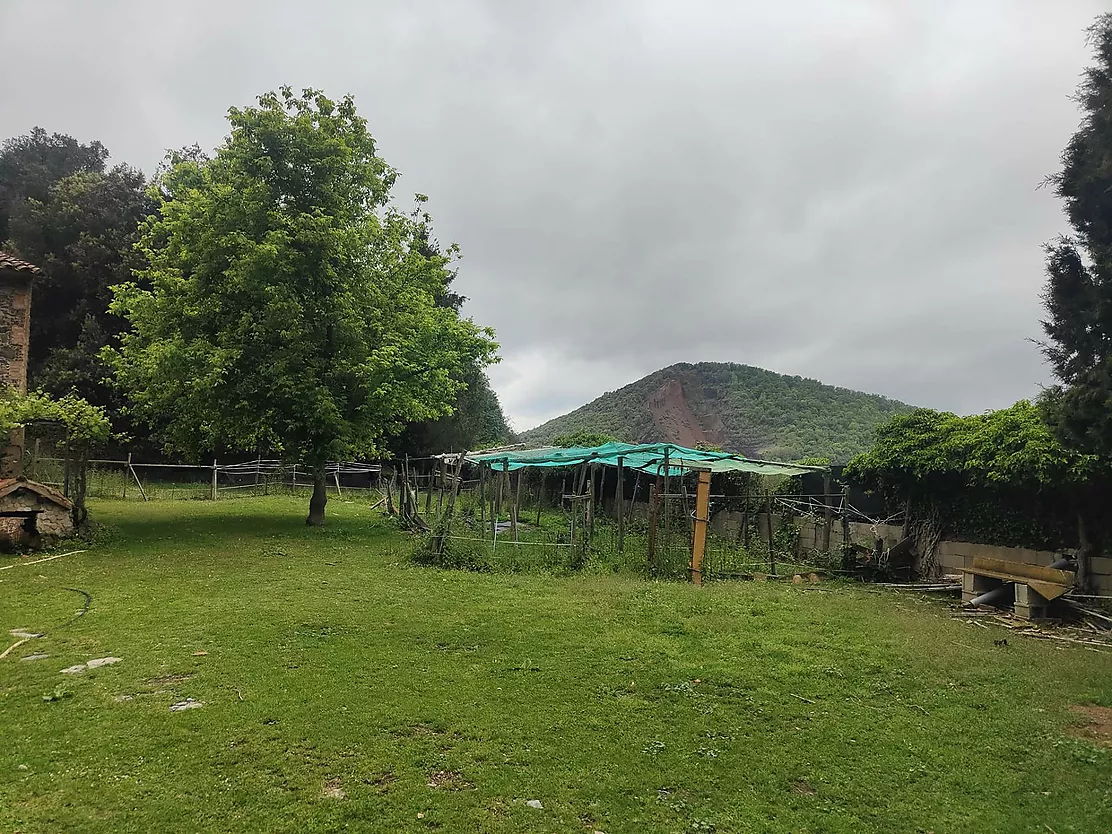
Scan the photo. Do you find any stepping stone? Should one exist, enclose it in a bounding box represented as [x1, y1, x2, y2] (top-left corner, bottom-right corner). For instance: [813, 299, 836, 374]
[86, 657, 121, 669]
[170, 698, 204, 712]
[20, 654, 48, 662]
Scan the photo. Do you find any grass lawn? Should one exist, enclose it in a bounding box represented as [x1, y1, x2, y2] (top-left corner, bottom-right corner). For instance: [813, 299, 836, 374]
[2, 497, 1111, 833]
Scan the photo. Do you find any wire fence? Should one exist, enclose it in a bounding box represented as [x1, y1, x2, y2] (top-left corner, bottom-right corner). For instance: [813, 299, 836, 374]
[23, 455, 383, 502]
[405, 465, 872, 581]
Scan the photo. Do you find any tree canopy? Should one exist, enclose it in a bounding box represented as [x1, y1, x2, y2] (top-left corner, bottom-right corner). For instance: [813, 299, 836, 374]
[1041, 14, 1112, 458]
[107, 88, 498, 524]
[0, 128, 109, 245]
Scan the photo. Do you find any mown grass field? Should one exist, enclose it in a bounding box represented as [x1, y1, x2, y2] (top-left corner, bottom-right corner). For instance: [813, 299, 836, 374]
[2, 497, 1111, 833]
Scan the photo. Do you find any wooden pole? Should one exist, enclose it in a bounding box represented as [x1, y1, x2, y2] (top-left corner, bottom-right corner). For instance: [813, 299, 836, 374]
[627, 470, 641, 524]
[647, 483, 660, 575]
[129, 455, 147, 501]
[536, 473, 544, 526]
[661, 449, 671, 564]
[479, 463, 486, 530]
[512, 468, 522, 542]
[690, 469, 711, 585]
[123, 451, 130, 500]
[743, 477, 751, 549]
[616, 457, 625, 553]
[435, 458, 445, 515]
[334, 468, 343, 498]
[766, 492, 775, 575]
[490, 464, 498, 544]
[211, 459, 218, 500]
[425, 461, 433, 516]
[822, 471, 833, 553]
[586, 473, 595, 546]
[841, 485, 851, 548]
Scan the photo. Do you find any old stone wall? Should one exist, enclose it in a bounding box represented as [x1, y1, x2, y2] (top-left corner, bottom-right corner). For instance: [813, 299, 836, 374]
[0, 490, 74, 546]
[0, 277, 32, 479]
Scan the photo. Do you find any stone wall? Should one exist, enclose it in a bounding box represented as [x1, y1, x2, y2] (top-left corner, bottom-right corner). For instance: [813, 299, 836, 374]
[0, 275, 32, 479]
[0, 489, 74, 546]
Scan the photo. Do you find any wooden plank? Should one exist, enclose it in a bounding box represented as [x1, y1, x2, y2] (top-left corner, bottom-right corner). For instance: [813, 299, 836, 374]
[616, 457, 625, 554]
[690, 470, 711, 586]
[970, 556, 1075, 585]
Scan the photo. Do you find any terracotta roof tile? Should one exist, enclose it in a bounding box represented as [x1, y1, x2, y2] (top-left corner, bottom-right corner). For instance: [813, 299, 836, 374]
[0, 251, 42, 274]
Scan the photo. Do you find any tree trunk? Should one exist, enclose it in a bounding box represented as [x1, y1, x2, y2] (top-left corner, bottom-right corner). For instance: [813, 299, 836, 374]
[307, 470, 328, 526]
[1077, 509, 1097, 594]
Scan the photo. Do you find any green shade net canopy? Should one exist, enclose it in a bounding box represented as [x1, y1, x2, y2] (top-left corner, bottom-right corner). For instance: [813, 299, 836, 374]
[466, 442, 825, 477]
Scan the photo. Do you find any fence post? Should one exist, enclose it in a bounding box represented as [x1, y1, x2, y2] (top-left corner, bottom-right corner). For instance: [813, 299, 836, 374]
[211, 459, 218, 500]
[123, 451, 130, 500]
[690, 469, 711, 586]
[822, 471, 833, 553]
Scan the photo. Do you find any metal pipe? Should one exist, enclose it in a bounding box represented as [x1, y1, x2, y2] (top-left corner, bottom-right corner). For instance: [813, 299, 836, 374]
[968, 584, 1013, 608]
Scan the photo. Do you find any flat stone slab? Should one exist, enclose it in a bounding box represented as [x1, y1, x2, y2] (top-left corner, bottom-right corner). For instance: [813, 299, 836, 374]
[170, 698, 204, 712]
[86, 657, 122, 669]
[10, 630, 43, 639]
[60, 657, 122, 674]
[20, 654, 49, 662]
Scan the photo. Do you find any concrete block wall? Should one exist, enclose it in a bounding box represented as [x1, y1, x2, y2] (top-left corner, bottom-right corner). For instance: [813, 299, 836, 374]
[791, 515, 1112, 593]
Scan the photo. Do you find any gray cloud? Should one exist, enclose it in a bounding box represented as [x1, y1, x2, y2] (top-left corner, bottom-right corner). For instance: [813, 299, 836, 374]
[1, 0, 1104, 431]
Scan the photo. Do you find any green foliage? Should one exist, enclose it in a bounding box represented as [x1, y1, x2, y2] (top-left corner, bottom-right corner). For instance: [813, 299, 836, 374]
[844, 402, 1096, 492]
[0, 127, 108, 243]
[390, 365, 509, 456]
[522, 362, 911, 462]
[0, 388, 111, 444]
[6, 164, 154, 427]
[1041, 15, 1112, 458]
[845, 402, 1106, 550]
[411, 525, 491, 572]
[550, 431, 618, 448]
[107, 89, 498, 487]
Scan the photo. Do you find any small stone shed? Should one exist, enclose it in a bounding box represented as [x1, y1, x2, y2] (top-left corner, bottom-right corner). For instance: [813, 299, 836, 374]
[0, 477, 73, 548]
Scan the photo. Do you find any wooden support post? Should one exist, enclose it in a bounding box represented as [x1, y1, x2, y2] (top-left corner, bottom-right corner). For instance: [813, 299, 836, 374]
[437, 458, 447, 516]
[536, 473, 544, 526]
[211, 459, 218, 500]
[334, 468, 343, 498]
[647, 483, 660, 575]
[479, 463, 486, 530]
[123, 451, 130, 500]
[586, 473, 595, 546]
[129, 455, 148, 502]
[841, 485, 851, 548]
[616, 457, 625, 553]
[661, 449, 671, 564]
[495, 460, 507, 517]
[766, 492, 775, 575]
[822, 471, 832, 553]
[490, 464, 499, 544]
[690, 469, 711, 585]
[512, 468, 522, 542]
[425, 461, 433, 516]
[627, 470, 641, 524]
[742, 476, 751, 549]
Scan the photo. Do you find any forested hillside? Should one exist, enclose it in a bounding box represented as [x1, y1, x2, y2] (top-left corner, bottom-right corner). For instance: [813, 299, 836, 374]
[520, 362, 913, 462]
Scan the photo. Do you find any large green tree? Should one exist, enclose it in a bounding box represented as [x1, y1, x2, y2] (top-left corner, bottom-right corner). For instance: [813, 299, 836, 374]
[108, 88, 498, 525]
[1041, 15, 1112, 455]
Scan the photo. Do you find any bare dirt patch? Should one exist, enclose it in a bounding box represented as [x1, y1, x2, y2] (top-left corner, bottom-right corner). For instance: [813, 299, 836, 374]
[322, 777, 346, 799]
[426, 770, 474, 791]
[1069, 704, 1112, 748]
[145, 672, 195, 687]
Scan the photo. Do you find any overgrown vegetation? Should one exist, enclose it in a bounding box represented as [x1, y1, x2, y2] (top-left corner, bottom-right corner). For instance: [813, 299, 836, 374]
[522, 362, 912, 462]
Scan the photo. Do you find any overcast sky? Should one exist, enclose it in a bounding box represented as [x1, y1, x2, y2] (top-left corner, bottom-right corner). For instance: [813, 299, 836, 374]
[2, 1, 1105, 430]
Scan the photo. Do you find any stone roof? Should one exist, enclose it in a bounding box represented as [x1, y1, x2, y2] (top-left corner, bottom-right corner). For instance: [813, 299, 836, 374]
[0, 478, 73, 509]
[0, 252, 42, 275]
